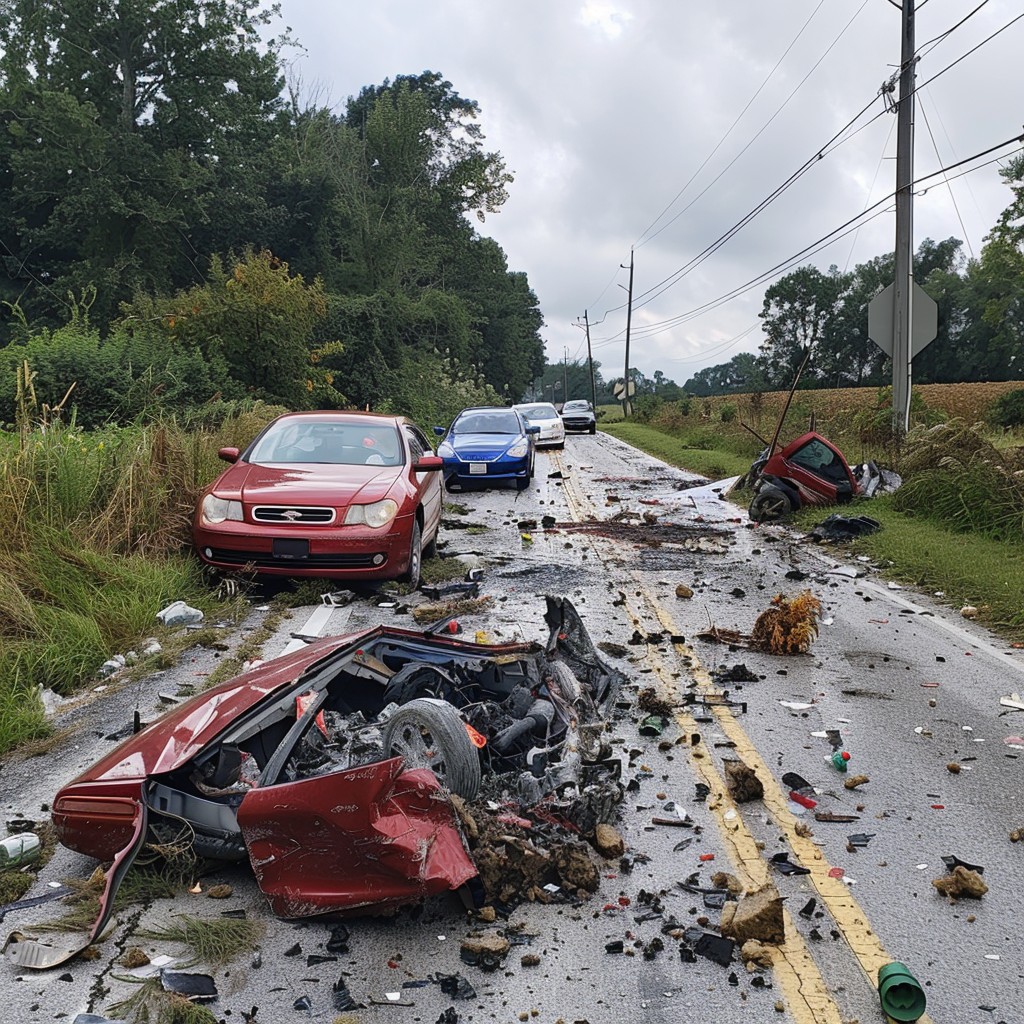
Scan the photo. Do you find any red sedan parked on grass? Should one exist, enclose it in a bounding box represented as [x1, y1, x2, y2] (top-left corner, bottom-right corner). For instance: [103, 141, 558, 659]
[193, 411, 443, 586]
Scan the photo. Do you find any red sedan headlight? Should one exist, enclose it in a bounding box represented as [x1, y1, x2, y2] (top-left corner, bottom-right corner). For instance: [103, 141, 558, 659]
[344, 499, 399, 528]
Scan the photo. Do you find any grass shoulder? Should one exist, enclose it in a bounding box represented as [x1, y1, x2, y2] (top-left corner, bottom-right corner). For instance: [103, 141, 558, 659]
[602, 421, 753, 478]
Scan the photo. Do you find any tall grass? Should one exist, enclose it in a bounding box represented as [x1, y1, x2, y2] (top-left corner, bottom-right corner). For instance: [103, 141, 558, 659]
[0, 403, 282, 755]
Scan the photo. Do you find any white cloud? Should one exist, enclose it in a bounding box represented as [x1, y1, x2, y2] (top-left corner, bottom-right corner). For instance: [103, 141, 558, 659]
[578, 1, 634, 40]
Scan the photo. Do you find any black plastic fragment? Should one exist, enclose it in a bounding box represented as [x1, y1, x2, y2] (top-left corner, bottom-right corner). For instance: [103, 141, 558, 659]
[435, 972, 477, 1000]
[283, 942, 302, 957]
[307, 954, 337, 966]
[847, 832, 876, 848]
[693, 932, 735, 967]
[436, 1010, 459, 1024]
[605, 940, 625, 954]
[293, 994, 312, 1012]
[798, 898, 817, 919]
[332, 977, 361, 1011]
[941, 854, 984, 875]
[326, 924, 350, 953]
[770, 852, 811, 876]
[161, 971, 217, 1001]
[781, 771, 813, 791]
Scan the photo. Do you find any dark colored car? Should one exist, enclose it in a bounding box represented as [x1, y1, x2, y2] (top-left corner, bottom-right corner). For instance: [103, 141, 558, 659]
[747, 431, 897, 521]
[3, 599, 620, 970]
[193, 411, 443, 587]
[434, 407, 538, 491]
[560, 400, 596, 434]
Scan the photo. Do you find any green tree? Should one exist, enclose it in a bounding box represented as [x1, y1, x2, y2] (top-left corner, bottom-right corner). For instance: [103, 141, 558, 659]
[119, 250, 337, 409]
[0, 0, 287, 328]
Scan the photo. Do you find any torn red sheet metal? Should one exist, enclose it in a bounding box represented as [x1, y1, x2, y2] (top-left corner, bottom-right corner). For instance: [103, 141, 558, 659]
[237, 759, 476, 917]
[4, 800, 148, 969]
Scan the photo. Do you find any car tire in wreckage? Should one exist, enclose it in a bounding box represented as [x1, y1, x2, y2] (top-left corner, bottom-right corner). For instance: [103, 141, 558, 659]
[382, 697, 482, 799]
[749, 485, 793, 522]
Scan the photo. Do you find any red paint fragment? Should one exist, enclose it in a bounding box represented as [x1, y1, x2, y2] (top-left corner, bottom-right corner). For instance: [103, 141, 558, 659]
[931, 804, 945, 810]
[699, 853, 715, 862]
[618, 896, 631, 907]
[789, 791, 817, 809]
[828, 867, 845, 879]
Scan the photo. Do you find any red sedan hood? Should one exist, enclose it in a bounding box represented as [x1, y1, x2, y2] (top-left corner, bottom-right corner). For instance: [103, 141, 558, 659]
[216, 461, 401, 505]
[80, 631, 375, 784]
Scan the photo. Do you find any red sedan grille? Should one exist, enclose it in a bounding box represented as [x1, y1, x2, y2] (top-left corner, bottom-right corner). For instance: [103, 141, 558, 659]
[252, 505, 336, 524]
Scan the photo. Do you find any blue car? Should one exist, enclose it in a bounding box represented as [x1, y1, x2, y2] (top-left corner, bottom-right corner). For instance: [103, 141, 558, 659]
[434, 407, 538, 491]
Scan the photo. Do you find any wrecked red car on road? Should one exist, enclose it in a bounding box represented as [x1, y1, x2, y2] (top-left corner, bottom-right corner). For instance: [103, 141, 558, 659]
[4, 598, 621, 970]
[747, 431, 900, 522]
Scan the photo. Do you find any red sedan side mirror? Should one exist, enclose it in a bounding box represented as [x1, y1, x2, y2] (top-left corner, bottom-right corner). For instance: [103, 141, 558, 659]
[415, 455, 444, 471]
[218, 447, 240, 463]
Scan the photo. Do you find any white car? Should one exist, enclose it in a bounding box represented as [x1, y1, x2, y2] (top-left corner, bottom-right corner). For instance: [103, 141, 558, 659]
[513, 402, 565, 449]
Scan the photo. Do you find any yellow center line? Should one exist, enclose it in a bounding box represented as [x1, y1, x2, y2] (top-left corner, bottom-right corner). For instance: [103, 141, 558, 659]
[554, 453, 933, 1024]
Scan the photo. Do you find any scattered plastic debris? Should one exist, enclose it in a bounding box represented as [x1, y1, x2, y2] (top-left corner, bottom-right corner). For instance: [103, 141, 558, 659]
[156, 601, 204, 627]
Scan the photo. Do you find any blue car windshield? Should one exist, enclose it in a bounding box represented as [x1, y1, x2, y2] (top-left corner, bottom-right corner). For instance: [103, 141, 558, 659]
[452, 411, 521, 434]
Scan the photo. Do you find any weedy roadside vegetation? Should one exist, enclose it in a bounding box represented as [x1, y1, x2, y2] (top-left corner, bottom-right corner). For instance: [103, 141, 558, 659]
[606, 383, 1024, 641]
[0, 402, 282, 755]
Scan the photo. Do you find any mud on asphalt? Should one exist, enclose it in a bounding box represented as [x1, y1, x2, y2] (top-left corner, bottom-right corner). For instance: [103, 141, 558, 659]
[4, 430, 1024, 1024]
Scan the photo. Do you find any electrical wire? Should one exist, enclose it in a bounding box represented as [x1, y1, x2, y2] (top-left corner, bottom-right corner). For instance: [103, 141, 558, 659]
[635, 0, 872, 251]
[844, 116, 896, 272]
[596, 132, 1024, 346]
[634, 0, 829, 247]
[914, 11, 1024, 95]
[918, 92, 974, 257]
[917, 0, 992, 57]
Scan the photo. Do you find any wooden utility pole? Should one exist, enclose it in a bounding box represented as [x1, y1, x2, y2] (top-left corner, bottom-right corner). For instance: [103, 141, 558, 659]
[892, 0, 916, 432]
[583, 310, 597, 411]
[563, 346, 568, 403]
[621, 250, 634, 417]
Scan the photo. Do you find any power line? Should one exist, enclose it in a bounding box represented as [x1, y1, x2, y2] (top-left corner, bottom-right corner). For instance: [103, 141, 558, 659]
[918, 92, 974, 258]
[635, 0, 872, 251]
[915, 11, 1024, 94]
[597, 132, 1024, 347]
[917, 0, 992, 56]
[634, 0, 829, 247]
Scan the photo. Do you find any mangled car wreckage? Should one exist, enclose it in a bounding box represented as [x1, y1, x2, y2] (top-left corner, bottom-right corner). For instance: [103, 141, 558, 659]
[4, 598, 622, 969]
[746, 431, 901, 522]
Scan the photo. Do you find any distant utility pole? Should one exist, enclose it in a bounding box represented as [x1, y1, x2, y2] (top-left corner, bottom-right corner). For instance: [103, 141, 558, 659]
[621, 250, 634, 417]
[562, 346, 568, 401]
[892, 0, 916, 433]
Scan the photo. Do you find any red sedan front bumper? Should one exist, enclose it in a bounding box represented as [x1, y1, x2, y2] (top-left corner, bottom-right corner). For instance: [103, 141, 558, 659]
[193, 514, 414, 578]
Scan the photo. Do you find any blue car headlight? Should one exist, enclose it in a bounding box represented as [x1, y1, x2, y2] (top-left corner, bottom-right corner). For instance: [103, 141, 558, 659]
[506, 439, 529, 459]
[438, 442, 454, 458]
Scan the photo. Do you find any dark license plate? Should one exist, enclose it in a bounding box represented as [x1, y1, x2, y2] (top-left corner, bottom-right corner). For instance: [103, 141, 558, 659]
[272, 538, 309, 560]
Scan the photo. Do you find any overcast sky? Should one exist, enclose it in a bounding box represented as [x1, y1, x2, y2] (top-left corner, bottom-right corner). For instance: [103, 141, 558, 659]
[274, 1, 1023, 386]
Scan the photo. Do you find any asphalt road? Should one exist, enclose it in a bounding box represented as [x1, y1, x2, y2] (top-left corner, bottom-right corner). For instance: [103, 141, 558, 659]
[4, 431, 1024, 1024]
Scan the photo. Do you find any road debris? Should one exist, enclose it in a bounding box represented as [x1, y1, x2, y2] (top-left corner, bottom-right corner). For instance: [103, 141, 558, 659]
[877, 961, 927, 1022]
[720, 883, 785, 944]
[724, 760, 764, 803]
[698, 591, 821, 654]
[156, 601, 204, 627]
[933, 865, 988, 899]
[843, 774, 870, 790]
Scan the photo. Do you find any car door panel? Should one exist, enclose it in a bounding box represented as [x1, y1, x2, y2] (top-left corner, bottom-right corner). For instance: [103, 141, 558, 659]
[236, 757, 477, 916]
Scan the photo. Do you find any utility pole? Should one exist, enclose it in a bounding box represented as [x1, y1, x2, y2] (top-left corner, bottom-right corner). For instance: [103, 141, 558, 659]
[583, 310, 597, 411]
[892, 0, 916, 433]
[621, 250, 634, 417]
[562, 346, 568, 402]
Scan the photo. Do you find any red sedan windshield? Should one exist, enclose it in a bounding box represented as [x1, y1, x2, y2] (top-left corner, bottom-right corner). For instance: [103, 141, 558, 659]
[248, 420, 405, 467]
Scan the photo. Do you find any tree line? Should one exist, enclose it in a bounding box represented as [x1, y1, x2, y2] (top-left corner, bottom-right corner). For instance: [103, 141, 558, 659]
[0, 0, 545, 427]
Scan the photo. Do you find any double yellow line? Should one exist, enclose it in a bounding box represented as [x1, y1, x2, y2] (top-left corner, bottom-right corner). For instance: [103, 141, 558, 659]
[556, 454, 932, 1024]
